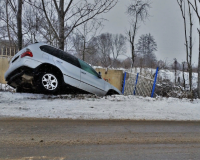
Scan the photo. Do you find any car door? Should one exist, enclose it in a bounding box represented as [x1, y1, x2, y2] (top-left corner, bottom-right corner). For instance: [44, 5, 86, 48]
[40, 45, 81, 88]
[52, 49, 81, 88]
[78, 59, 106, 96]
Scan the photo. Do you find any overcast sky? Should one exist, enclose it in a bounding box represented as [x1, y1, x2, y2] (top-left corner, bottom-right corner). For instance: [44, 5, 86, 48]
[102, 0, 199, 65]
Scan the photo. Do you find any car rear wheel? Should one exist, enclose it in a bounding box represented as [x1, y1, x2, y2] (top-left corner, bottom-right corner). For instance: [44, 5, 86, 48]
[35, 72, 60, 94]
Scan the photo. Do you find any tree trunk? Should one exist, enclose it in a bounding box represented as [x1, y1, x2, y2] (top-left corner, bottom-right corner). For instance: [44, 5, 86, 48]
[174, 59, 177, 85]
[177, 0, 193, 90]
[17, 0, 23, 50]
[188, 66, 192, 90]
[188, 1, 193, 91]
[182, 63, 185, 89]
[198, 31, 200, 97]
[6, 1, 11, 46]
[131, 44, 135, 67]
[58, 0, 65, 50]
[83, 38, 86, 61]
[175, 66, 177, 85]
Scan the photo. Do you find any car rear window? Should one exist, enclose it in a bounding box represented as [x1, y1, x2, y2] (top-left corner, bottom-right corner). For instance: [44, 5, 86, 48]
[40, 45, 56, 55]
[40, 45, 81, 68]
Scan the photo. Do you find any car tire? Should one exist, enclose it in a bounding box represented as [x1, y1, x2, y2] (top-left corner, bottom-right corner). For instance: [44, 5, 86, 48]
[106, 90, 119, 96]
[16, 87, 23, 93]
[35, 72, 60, 94]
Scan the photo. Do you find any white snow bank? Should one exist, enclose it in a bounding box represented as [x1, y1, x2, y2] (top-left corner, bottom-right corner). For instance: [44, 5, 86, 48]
[0, 83, 13, 90]
[0, 92, 200, 121]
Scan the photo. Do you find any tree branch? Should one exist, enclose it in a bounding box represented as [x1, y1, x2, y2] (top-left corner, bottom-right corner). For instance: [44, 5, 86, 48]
[53, 0, 59, 12]
[64, 0, 73, 15]
[188, 0, 200, 18]
[41, 0, 59, 40]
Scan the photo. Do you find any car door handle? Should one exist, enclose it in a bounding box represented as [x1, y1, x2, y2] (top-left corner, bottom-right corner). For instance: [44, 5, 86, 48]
[81, 72, 86, 74]
[56, 60, 63, 63]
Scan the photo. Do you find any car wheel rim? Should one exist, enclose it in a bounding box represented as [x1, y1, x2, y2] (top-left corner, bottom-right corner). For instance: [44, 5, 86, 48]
[42, 74, 58, 91]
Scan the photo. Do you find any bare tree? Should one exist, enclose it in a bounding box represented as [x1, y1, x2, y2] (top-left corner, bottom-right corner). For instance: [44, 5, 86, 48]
[89, 33, 127, 67]
[73, 18, 103, 61]
[73, 33, 99, 65]
[137, 33, 157, 55]
[6, 0, 23, 49]
[177, 0, 193, 91]
[21, 3, 39, 45]
[122, 58, 132, 69]
[38, 0, 117, 50]
[126, 0, 150, 67]
[136, 33, 157, 68]
[157, 59, 169, 70]
[188, 0, 200, 96]
[0, 0, 28, 50]
[111, 34, 127, 60]
[92, 33, 112, 67]
[0, 0, 18, 46]
[110, 34, 127, 67]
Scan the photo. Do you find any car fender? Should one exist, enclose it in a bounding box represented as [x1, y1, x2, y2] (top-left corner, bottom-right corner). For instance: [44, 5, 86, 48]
[104, 81, 121, 94]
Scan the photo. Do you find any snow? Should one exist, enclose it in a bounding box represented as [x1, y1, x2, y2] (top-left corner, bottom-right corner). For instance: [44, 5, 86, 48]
[0, 83, 14, 92]
[158, 69, 198, 89]
[0, 91, 200, 121]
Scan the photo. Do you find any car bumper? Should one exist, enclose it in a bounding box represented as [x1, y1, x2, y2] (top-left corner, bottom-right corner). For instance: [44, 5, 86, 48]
[4, 58, 42, 81]
[5, 66, 35, 88]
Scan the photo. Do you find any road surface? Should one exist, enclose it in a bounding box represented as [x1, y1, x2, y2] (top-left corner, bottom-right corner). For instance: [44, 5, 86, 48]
[0, 119, 200, 159]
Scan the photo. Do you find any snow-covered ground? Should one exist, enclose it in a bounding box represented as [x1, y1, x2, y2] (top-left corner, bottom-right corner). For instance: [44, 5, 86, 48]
[158, 69, 198, 88]
[0, 91, 200, 121]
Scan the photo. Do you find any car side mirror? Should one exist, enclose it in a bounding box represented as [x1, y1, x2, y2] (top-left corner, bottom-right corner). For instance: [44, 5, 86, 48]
[98, 72, 102, 78]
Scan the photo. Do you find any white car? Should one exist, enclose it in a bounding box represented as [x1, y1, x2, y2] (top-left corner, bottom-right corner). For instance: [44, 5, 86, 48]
[4, 42, 122, 96]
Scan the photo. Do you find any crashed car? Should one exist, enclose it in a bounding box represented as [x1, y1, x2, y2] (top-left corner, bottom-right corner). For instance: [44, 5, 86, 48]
[4, 42, 122, 96]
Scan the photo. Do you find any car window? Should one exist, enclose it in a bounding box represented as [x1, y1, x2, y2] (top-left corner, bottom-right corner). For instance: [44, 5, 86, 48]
[59, 50, 81, 68]
[78, 59, 99, 77]
[40, 45, 80, 68]
[40, 45, 56, 55]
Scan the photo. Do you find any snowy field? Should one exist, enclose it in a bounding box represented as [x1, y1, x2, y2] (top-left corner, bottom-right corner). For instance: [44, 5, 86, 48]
[129, 67, 198, 89]
[0, 91, 200, 121]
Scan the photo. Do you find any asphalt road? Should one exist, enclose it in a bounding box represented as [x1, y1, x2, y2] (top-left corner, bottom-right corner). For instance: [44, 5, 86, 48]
[0, 119, 200, 160]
